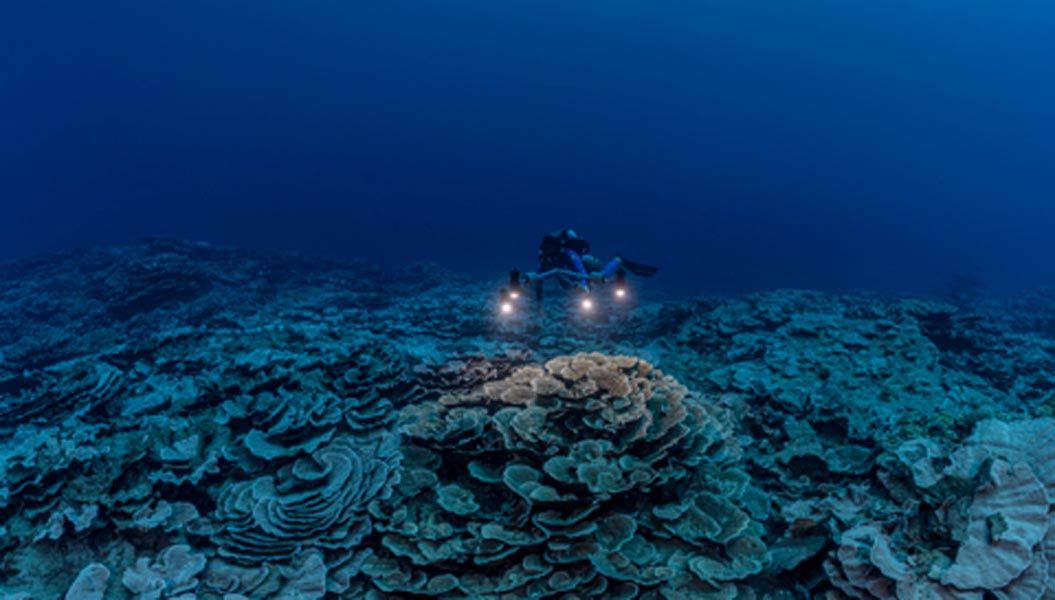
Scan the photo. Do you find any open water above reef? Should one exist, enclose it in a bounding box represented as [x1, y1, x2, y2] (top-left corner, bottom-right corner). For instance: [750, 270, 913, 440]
[2, 238, 1054, 599]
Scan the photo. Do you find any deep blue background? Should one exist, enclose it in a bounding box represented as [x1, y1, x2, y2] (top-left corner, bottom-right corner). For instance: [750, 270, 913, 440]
[3, 1, 1054, 294]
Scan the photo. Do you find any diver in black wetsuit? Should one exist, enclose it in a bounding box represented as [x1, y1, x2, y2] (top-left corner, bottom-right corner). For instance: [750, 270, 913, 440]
[534, 229, 657, 300]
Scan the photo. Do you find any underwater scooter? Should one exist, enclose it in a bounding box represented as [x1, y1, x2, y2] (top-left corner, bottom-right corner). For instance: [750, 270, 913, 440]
[497, 266, 632, 317]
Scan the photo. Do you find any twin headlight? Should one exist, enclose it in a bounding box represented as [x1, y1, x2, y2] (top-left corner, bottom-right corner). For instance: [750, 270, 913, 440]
[499, 269, 525, 316]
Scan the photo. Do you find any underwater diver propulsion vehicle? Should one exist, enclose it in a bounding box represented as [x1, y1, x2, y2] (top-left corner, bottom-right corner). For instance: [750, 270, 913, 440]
[497, 262, 649, 317]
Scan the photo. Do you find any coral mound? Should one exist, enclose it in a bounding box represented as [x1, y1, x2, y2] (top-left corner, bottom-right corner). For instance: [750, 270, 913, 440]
[367, 353, 767, 599]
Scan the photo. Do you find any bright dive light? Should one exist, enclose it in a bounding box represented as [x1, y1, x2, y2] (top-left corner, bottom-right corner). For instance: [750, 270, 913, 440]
[581, 297, 594, 311]
[614, 287, 627, 299]
[509, 290, 520, 300]
[500, 301, 514, 315]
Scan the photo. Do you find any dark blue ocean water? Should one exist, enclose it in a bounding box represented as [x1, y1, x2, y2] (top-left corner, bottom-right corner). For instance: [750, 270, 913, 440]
[3, 1, 1054, 294]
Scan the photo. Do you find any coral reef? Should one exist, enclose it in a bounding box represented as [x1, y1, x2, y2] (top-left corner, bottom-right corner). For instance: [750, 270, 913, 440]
[1, 239, 1053, 598]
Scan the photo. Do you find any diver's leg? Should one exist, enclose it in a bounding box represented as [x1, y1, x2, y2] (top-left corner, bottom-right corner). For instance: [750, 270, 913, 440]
[563, 250, 590, 291]
[600, 257, 623, 280]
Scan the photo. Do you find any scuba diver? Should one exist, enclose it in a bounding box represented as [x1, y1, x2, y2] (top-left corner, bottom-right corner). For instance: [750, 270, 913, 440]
[497, 229, 658, 316]
[529, 229, 658, 301]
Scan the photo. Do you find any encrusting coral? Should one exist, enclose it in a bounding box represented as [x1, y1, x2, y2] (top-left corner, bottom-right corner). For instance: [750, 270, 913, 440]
[825, 418, 1055, 599]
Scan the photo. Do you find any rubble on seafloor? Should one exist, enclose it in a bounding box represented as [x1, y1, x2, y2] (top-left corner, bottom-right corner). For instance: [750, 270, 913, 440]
[1, 238, 1054, 599]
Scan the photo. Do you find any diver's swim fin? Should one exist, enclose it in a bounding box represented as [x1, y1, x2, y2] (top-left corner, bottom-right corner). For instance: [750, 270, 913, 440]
[619, 257, 658, 277]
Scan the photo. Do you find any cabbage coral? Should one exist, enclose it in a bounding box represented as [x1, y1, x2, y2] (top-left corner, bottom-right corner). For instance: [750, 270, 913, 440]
[364, 353, 767, 598]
